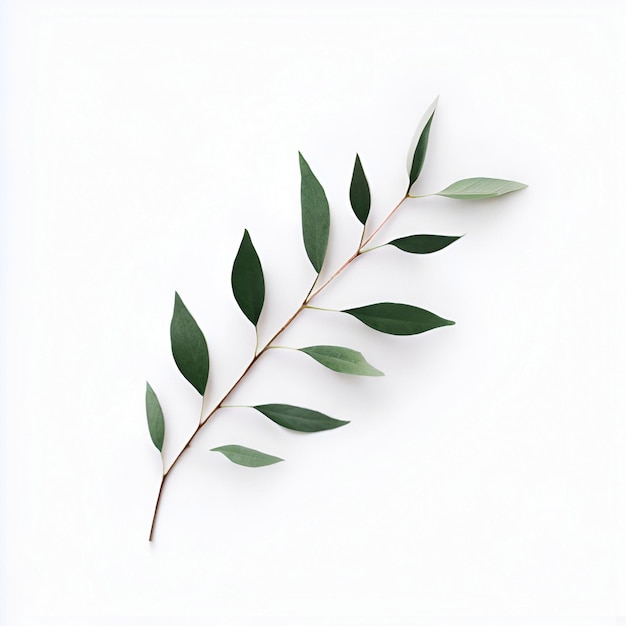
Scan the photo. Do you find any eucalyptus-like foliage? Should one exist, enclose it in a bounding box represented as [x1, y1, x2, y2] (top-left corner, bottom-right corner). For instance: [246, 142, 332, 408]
[144, 98, 528, 541]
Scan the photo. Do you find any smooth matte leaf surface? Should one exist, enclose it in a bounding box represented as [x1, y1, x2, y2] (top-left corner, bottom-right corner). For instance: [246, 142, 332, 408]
[299, 152, 330, 273]
[145, 382, 165, 452]
[436, 177, 527, 199]
[408, 98, 438, 191]
[211, 444, 283, 467]
[253, 404, 349, 432]
[299, 345, 383, 376]
[387, 234, 461, 254]
[231, 229, 265, 326]
[170, 293, 209, 394]
[343, 302, 454, 336]
[349, 154, 371, 225]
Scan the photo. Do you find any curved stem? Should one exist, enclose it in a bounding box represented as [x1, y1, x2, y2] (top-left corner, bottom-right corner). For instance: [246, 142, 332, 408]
[148, 191, 412, 540]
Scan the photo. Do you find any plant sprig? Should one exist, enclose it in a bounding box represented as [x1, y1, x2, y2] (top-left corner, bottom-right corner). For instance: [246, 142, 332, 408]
[145, 98, 527, 541]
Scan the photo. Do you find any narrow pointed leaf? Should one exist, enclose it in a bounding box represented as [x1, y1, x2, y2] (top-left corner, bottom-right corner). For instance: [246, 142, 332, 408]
[211, 444, 284, 467]
[387, 234, 462, 254]
[299, 345, 383, 376]
[349, 154, 371, 225]
[145, 382, 165, 452]
[253, 404, 349, 432]
[343, 302, 454, 336]
[231, 229, 265, 326]
[408, 97, 438, 191]
[299, 152, 330, 273]
[170, 293, 209, 394]
[436, 177, 528, 200]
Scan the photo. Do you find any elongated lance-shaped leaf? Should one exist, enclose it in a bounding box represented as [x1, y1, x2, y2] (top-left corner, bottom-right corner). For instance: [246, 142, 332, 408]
[386, 234, 462, 254]
[407, 96, 438, 192]
[349, 154, 371, 225]
[231, 229, 265, 326]
[299, 345, 383, 376]
[211, 445, 284, 467]
[253, 404, 349, 432]
[436, 177, 527, 200]
[343, 302, 454, 336]
[299, 152, 330, 273]
[145, 382, 165, 452]
[170, 292, 209, 394]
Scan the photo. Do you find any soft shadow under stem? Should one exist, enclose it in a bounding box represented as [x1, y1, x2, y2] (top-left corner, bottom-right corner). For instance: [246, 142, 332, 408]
[148, 192, 410, 541]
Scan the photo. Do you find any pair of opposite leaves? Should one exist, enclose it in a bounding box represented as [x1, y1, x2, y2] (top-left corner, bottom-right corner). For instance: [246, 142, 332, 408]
[146, 99, 527, 467]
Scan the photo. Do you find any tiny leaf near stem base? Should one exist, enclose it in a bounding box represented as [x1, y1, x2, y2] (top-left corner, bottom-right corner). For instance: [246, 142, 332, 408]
[299, 345, 384, 376]
[211, 445, 284, 467]
[342, 302, 455, 336]
[253, 404, 349, 432]
[231, 229, 265, 326]
[299, 152, 330, 273]
[170, 293, 209, 395]
[145, 382, 165, 452]
[436, 177, 527, 199]
[386, 234, 462, 254]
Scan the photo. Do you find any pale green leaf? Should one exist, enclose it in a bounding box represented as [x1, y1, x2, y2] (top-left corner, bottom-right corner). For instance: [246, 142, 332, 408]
[211, 445, 283, 467]
[299, 345, 383, 376]
[436, 177, 527, 200]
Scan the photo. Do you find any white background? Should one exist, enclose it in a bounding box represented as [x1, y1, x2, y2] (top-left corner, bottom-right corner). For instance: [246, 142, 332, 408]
[3, 1, 625, 624]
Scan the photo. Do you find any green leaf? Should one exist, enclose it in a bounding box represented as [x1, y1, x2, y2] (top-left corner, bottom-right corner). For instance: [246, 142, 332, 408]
[253, 404, 349, 432]
[299, 152, 330, 273]
[299, 345, 383, 376]
[211, 444, 284, 467]
[231, 229, 265, 326]
[343, 302, 455, 336]
[408, 97, 438, 192]
[145, 382, 165, 452]
[436, 177, 528, 200]
[387, 234, 461, 254]
[170, 292, 209, 394]
[349, 154, 371, 225]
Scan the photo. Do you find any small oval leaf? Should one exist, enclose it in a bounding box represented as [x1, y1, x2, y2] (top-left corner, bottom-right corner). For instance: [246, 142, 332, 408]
[145, 382, 165, 452]
[299, 152, 330, 273]
[253, 404, 349, 432]
[436, 177, 528, 200]
[387, 234, 462, 254]
[299, 345, 383, 376]
[170, 293, 209, 394]
[407, 97, 438, 192]
[349, 154, 371, 225]
[343, 302, 454, 336]
[231, 229, 265, 326]
[211, 444, 284, 467]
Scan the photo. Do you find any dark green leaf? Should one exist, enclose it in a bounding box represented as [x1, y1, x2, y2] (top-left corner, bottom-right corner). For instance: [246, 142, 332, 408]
[231, 229, 265, 326]
[408, 97, 438, 192]
[299, 152, 330, 273]
[387, 234, 462, 254]
[253, 404, 349, 432]
[349, 154, 371, 225]
[170, 293, 209, 394]
[211, 444, 284, 467]
[299, 345, 383, 376]
[343, 302, 454, 336]
[436, 177, 528, 199]
[145, 382, 165, 452]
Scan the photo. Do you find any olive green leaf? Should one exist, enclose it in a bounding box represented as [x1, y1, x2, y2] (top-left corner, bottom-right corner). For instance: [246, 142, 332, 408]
[436, 177, 527, 199]
[231, 229, 265, 326]
[349, 154, 371, 225]
[407, 97, 438, 192]
[299, 345, 383, 376]
[299, 152, 330, 273]
[210, 445, 284, 467]
[253, 404, 349, 432]
[170, 292, 209, 394]
[145, 382, 165, 452]
[386, 234, 462, 254]
[343, 302, 454, 335]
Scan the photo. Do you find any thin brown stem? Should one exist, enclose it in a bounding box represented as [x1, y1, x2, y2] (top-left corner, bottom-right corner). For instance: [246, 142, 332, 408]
[148, 191, 411, 540]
